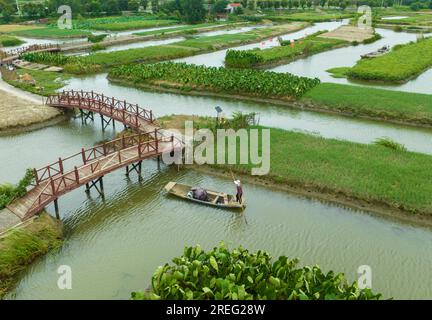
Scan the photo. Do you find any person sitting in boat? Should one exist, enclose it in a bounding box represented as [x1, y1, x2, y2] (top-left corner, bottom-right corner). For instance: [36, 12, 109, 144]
[234, 180, 243, 204]
[191, 187, 209, 202]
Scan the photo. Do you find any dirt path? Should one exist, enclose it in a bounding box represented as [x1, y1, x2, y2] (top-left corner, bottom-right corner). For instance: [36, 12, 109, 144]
[0, 76, 63, 132]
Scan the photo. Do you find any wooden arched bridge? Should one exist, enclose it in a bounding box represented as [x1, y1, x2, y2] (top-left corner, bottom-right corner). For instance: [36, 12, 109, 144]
[6, 90, 184, 221]
[0, 44, 60, 64]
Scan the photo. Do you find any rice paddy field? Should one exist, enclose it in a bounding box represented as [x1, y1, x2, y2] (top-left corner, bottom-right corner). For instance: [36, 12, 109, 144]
[347, 37, 432, 82]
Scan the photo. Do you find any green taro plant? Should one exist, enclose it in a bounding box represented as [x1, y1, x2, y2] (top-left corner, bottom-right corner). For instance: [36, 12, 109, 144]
[109, 62, 320, 99]
[131, 243, 383, 300]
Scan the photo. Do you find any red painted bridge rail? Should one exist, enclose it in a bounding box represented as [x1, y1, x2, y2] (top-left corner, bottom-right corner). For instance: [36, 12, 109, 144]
[7, 129, 183, 220]
[46, 90, 155, 131]
[0, 43, 60, 62]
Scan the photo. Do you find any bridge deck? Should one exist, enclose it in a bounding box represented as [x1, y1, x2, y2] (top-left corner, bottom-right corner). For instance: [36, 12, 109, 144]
[6, 91, 183, 221]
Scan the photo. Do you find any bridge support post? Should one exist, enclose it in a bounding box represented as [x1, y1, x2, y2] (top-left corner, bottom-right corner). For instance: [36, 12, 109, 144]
[54, 198, 60, 219]
[126, 161, 143, 180]
[157, 155, 161, 170]
[85, 177, 104, 197]
[80, 109, 94, 124]
[100, 114, 113, 131]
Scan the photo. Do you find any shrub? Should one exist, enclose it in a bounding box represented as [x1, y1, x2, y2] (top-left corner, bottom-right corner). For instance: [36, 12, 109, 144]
[0, 169, 34, 209]
[87, 33, 108, 43]
[225, 49, 264, 68]
[131, 243, 383, 300]
[374, 137, 407, 151]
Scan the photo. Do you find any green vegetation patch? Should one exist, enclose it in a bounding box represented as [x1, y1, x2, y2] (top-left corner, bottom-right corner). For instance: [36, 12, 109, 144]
[5, 68, 70, 96]
[0, 169, 34, 209]
[132, 243, 382, 300]
[133, 22, 234, 37]
[347, 38, 432, 82]
[0, 35, 24, 47]
[302, 83, 432, 126]
[326, 66, 350, 78]
[74, 16, 178, 31]
[179, 113, 432, 216]
[265, 11, 354, 22]
[21, 23, 307, 74]
[109, 62, 320, 99]
[12, 27, 91, 39]
[0, 212, 62, 299]
[226, 32, 348, 68]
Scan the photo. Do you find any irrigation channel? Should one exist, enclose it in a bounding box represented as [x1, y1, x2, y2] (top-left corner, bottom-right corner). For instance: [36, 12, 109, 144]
[3, 21, 432, 300]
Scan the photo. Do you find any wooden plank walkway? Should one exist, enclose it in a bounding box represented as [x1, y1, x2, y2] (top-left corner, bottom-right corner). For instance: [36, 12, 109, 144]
[6, 91, 184, 221]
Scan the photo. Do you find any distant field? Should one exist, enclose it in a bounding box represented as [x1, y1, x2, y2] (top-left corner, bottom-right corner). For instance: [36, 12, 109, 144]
[21, 22, 307, 72]
[265, 11, 354, 22]
[133, 22, 237, 37]
[74, 16, 178, 31]
[377, 12, 432, 26]
[0, 24, 43, 33]
[11, 27, 91, 38]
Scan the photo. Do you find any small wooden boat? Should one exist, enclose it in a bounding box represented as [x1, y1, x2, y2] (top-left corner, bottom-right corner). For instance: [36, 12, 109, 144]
[164, 181, 245, 210]
[361, 46, 390, 59]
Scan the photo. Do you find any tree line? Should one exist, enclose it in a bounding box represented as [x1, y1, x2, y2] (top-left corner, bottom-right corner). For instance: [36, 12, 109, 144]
[1, 0, 430, 23]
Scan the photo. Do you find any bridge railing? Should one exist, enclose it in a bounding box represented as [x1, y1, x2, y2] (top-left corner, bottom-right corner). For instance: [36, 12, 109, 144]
[25, 129, 180, 219]
[6, 43, 60, 57]
[33, 129, 172, 185]
[46, 90, 154, 127]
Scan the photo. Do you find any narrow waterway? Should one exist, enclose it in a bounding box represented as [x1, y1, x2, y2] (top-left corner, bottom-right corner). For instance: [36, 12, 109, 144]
[175, 20, 349, 67]
[270, 28, 432, 94]
[63, 74, 432, 155]
[1, 119, 432, 300]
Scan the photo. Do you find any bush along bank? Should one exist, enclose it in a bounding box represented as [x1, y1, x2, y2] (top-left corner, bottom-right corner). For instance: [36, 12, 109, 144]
[20, 22, 308, 75]
[132, 243, 382, 300]
[225, 32, 349, 69]
[0, 212, 63, 299]
[108, 62, 320, 99]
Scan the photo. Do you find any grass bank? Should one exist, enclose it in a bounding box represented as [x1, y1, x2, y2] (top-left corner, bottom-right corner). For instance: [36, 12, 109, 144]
[225, 32, 348, 69]
[0, 35, 24, 47]
[3, 69, 70, 96]
[21, 22, 308, 74]
[346, 37, 432, 82]
[0, 212, 63, 299]
[160, 114, 432, 225]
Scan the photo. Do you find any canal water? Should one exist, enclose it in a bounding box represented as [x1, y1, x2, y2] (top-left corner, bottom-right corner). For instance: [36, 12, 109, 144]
[2, 118, 432, 300]
[62, 73, 432, 155]
[3, 20, 432, 300]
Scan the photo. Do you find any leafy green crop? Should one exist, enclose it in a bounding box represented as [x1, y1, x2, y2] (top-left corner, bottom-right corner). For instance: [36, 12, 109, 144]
[132, 243, 382, 300]
[110, 62, 320, 98]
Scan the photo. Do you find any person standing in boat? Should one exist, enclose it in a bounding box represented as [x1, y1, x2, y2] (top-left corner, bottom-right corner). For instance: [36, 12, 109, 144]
[234, 180, 243, 204]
